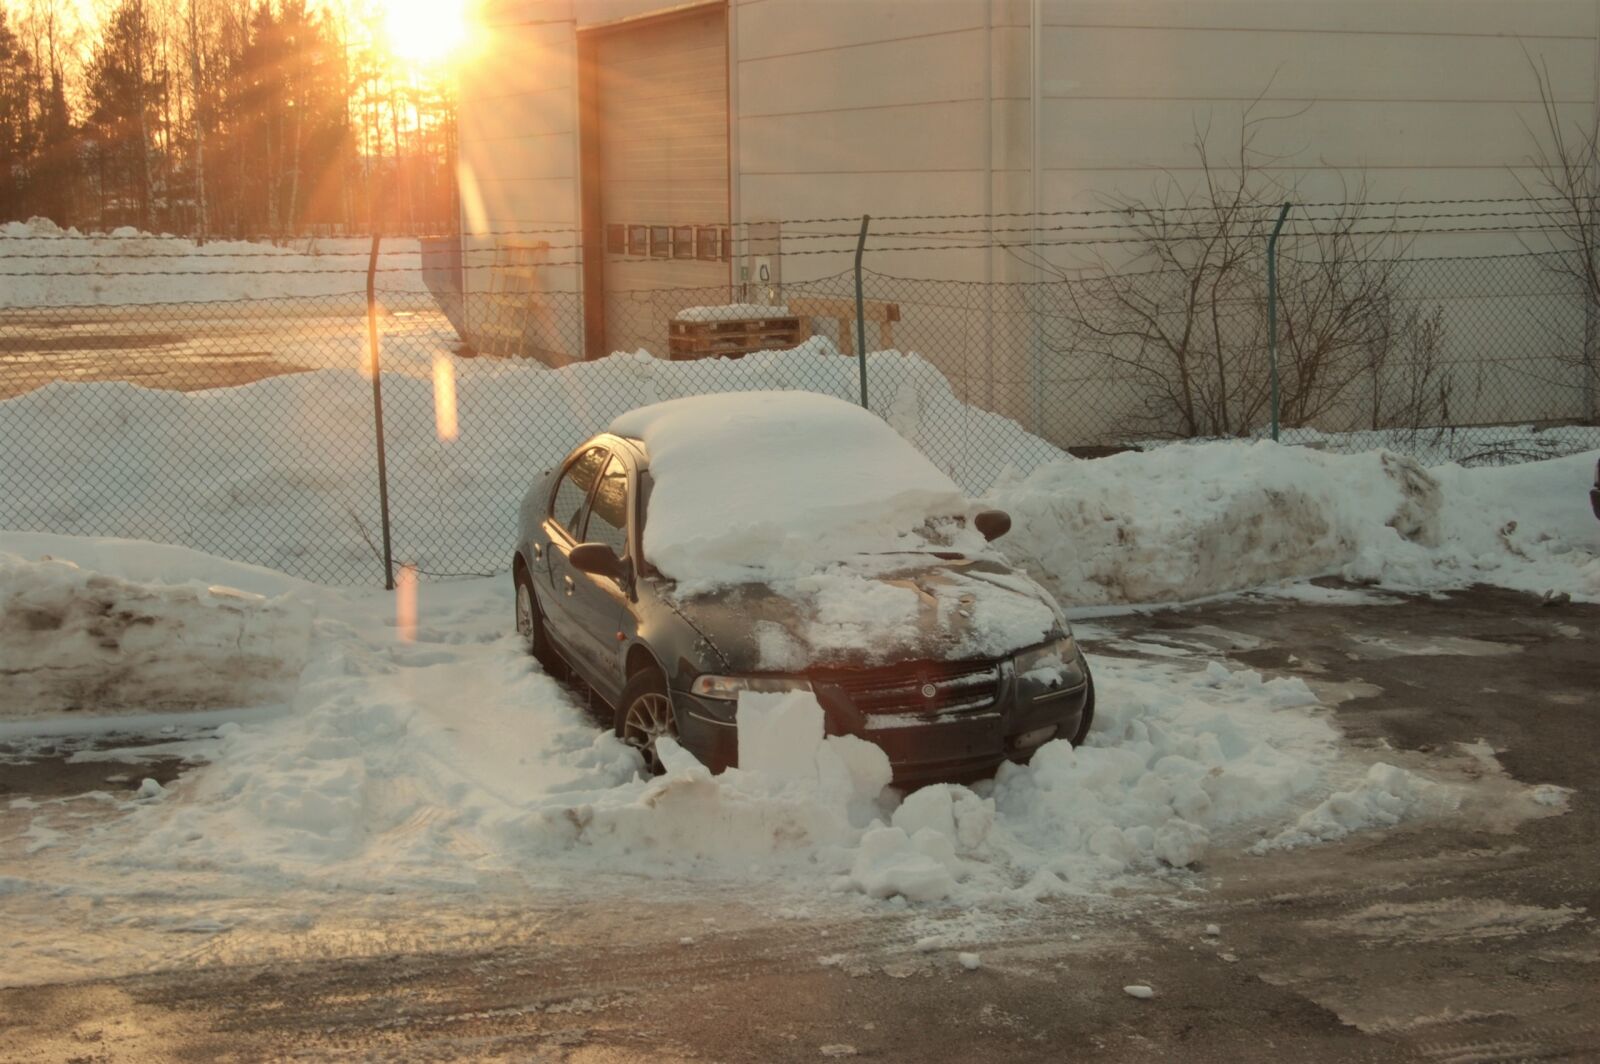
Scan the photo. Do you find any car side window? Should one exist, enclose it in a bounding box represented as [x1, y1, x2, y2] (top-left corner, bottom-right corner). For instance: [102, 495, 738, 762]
[550, 447, 607, 538]
[583, 456, 629, 558]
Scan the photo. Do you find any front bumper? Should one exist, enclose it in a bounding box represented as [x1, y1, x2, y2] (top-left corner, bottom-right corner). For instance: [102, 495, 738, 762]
[853, 681, 1090, 786]
[670, 660, 1091, 786]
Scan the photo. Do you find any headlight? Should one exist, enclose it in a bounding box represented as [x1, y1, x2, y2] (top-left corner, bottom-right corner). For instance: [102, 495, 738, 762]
[689, 675, 814, 701]
[1013, 637, 1084, 695]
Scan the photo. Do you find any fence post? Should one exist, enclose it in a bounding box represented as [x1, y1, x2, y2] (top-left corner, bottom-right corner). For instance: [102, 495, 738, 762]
[367, 232, 396, 590]
[854, 213, 871, 408]
[1267, 201, 1292, 442]
[1585, 287, 1598, 424]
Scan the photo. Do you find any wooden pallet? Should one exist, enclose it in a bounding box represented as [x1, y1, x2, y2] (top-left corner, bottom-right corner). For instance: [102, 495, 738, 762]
[788, 297, 900, 355]
[667, 315, 804, 360]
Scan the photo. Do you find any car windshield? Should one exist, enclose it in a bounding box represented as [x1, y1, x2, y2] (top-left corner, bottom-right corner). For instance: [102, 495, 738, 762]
[610, 392, 986, 588]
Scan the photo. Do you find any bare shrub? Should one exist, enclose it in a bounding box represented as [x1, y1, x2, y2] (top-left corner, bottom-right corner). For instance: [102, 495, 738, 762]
[1031, 107, 1440, 440]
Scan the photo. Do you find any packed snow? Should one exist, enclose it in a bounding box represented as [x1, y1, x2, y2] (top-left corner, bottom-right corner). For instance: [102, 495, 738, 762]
[0, 216, 426, 305]
[611, 391, 976, 585]
[0, 549, 311, 718]
[608, 392, 1065, 664]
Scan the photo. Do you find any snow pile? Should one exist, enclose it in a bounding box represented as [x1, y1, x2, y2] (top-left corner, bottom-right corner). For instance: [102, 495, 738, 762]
[611, 392, 978, 585]
[1284, 424, 1600, 468]
[0, 547, 312, 718]
[991, 442, 1600, 606]
[0, 344, 1054, 580]
[4, 535, 1516, 937]
[57, 589, 1366, 903]
[493, 692, 892, 876]
[0, 216, 425, 305]
[1252, 762, 1460, 852]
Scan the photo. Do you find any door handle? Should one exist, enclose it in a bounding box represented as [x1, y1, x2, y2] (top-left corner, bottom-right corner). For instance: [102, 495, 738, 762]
[533, 542, 543, 560]
[564, 575, 575, 596]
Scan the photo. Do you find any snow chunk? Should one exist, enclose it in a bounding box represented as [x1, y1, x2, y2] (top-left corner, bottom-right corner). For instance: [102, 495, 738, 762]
[846, 825, 959, 902]
[1254, 762, 1459, 851]
[957, 952, 981, 971]
[1124, 984, 1155, 999]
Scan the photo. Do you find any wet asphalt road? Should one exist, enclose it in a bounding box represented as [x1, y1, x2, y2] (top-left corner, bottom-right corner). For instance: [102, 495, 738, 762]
[2, 584, 1597, 1063]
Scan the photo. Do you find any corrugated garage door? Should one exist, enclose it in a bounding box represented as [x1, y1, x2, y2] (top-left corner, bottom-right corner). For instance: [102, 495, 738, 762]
[590, 4, 729, 356]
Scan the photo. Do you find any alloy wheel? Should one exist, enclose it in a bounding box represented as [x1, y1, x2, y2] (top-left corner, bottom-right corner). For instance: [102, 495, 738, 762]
[623, 692, 678, 775]
[515, 582, 536, 652]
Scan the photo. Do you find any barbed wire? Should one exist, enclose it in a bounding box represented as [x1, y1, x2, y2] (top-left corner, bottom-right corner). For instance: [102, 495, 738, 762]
[4, 233, 1576, 278]
[2, 196, 1581, 244]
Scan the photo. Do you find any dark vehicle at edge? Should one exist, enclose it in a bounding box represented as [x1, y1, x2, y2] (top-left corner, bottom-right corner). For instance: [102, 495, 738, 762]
[512, 431, 1094, 786]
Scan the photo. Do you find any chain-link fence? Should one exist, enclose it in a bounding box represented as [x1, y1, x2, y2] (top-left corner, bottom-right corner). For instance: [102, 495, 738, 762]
[3, 240, 1596, 585]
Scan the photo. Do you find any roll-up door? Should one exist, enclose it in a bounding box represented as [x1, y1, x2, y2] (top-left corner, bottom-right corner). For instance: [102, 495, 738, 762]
[581, 4, 730, 357]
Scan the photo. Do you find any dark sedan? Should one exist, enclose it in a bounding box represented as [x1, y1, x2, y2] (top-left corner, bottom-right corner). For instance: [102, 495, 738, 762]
[511, 394, 1093, 785]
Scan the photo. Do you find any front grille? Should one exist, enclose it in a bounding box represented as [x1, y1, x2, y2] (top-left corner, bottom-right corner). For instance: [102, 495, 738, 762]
[825, 660, 1002, 718]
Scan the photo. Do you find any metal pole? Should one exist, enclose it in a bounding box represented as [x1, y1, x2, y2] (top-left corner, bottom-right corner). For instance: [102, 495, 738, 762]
[367, 231, 395, 590]
[1585, 280, 1598, 424]
[853, 213, 871, 408]
[1267, 202, 1292, 442]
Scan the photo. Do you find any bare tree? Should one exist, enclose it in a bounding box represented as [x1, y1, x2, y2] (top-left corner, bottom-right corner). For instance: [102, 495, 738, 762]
[1029, 104, 1433, 440]
[1514, 52, 1600, 422]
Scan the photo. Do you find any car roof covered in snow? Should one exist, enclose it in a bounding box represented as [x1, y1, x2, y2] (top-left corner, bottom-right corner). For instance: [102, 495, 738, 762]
[606, 391, 971, 586]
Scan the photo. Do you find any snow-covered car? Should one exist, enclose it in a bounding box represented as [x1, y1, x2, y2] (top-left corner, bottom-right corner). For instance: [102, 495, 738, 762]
[511, 391, 1093, 784]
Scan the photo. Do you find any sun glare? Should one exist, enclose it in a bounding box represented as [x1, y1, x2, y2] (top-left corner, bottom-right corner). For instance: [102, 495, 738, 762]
[382, 0, 468, 65]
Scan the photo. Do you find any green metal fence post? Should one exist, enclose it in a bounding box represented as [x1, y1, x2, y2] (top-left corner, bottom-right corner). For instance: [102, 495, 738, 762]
[1267, 201, 1292, 442]
[853, 213, 871, 408]
[366, 231, 395, 590]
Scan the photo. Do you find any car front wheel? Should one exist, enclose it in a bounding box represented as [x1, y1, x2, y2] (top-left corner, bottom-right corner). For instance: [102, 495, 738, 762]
[1064, 666, 1096, 747]
[616, 669, 679, 776]
[514, 570, 546, 659]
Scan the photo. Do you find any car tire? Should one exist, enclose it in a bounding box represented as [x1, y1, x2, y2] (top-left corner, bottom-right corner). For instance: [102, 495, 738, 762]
[1065, 666, 1096, 747]
[615, 668, 679, 776]
[513, 568, 548, 661]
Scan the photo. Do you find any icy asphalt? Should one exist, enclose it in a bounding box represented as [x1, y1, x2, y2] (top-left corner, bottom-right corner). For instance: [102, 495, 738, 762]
[2, 583, 1596, 1063]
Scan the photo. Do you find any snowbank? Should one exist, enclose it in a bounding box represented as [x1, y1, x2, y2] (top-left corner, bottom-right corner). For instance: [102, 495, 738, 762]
[991, 442, 1600, 606]
[0, 548, 312, 718]
[11, 539, 1402, 904]
[0, 344, 1056, 580]
[87, 643, 1429, 902]
[0, 217, 425, 305]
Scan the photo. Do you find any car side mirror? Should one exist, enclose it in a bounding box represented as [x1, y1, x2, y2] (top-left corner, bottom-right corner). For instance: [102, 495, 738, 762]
[974, 509, 1012, 542]
[569, 542, 624, 579]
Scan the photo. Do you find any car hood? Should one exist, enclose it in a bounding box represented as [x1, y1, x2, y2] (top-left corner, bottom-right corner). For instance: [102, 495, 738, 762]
[661, 555, 1064, 671]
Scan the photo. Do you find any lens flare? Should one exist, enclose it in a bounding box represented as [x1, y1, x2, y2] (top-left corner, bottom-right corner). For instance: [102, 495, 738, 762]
[396, 564, 417, 642]
[433, 354, 458, 442]
[382, 0, 468, 65]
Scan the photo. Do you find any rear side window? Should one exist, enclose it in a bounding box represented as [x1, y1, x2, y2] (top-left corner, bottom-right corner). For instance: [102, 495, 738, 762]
[584, 456, 629, 556]
[550, 447, 607, 537]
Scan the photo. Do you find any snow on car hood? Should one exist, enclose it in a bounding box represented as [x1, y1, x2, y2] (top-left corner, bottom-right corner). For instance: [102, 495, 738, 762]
[610, 391, 983, 587]
[661, 554, 1063, 669]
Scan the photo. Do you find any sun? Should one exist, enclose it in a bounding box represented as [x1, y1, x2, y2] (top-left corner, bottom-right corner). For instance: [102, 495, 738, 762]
[381, 0, 468, 65]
